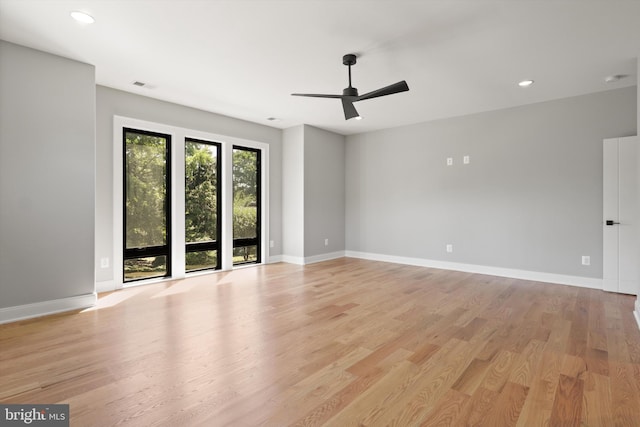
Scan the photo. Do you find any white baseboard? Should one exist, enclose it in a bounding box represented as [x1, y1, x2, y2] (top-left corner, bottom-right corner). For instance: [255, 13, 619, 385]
[344, 250, 603, 290]
[96, 280, 116, 294]
[280, 255, 305, 265]
[268, 255, 284, 264]
[635, 299, 640, 331]
[303, 251, 346, 265]
[0, 293, 97, 325]
[280, 251, 346, 266]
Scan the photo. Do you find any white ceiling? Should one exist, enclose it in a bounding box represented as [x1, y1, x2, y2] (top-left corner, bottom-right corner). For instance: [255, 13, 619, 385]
[1, 0, 638, 135]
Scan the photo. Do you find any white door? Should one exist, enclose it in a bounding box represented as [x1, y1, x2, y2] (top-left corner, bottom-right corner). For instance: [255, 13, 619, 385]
[603, 136, 639, 295]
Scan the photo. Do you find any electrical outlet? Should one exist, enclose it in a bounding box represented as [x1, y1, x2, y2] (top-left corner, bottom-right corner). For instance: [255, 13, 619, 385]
[463, 155, 470, 164]
[582, 256, 590, 266]
[269, 240, 274, 248]
[446, 244, 453, 253]
[100, 257, 109, 268]
[324, 238, 329, 246]
[446, 157, 453, 166]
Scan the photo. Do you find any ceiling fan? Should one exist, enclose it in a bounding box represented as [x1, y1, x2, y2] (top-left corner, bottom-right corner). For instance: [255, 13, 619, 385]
[292, 54, 409, 120]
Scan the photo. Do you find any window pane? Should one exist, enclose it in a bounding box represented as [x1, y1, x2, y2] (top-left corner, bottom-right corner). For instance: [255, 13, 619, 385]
[185, 141, 219, 244]
[123, 129, 171, 283]
[233, 149, 258, 239]
[125, 132, 168, 249]
[233, 246, 258, 264]
[186, 250, 218, 272]
[185, 139, 220, 272]
[124, 256, 167, 281]
[233, 147, 260, 265]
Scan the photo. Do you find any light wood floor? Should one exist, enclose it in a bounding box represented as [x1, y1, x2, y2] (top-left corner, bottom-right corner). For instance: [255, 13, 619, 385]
[1, 258, 639, 426]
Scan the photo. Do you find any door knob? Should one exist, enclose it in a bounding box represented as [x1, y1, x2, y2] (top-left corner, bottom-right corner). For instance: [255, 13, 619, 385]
[606, 220, 620, 226]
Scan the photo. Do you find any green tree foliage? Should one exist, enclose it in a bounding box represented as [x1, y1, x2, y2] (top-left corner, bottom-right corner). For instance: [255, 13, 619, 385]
[185, 142, 219, 269]
[233, 149, 257, 198]
[233, 149, 258, 262]
[126, 139, 260, 267]
[232, 149, 258, 240]
[185, 142, 218, 243]
[125, 133, 167, 249]
[233, 199, 257, 239]
[185, 250, 217, 271]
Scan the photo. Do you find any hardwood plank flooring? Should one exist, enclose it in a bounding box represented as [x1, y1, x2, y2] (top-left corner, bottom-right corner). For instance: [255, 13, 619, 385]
[1, 258, 639, 426]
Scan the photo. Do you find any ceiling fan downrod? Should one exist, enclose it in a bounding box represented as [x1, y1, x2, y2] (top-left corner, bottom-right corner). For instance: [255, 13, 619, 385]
[343, 54, 358, 97]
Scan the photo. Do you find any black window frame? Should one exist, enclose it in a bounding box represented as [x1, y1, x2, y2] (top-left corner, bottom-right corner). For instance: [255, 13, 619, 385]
[185, 137, 222, 272]
[232, 145, 262, 265]
[123, 127, 172, 282]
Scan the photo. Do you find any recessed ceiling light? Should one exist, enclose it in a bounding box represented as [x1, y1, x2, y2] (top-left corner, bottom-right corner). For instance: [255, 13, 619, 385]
[266, 117, 281, 122]
[355, 116, 363, 120]
[133, 81, 146, 87]
[518, 80, 534, 87]
[70, 11, 95, 24]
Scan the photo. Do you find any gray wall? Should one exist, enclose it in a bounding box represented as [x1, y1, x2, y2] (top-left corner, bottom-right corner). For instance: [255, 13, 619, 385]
[304, 125, 345, 256]
[281, 124, 345, 261]
[95, 86, 282, 283]
[282, 126, 305, 258]
[346, 87, 637, 278]
[0, 41, 95, 308]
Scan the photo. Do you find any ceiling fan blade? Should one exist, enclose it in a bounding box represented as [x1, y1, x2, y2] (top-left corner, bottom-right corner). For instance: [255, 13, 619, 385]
[342, 98, 360, 120]
[291, 93, 343, 99]
[356, 80, 409, 102]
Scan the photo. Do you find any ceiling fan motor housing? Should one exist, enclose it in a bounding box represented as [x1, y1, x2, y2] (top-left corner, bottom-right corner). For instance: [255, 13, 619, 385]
[343, 54, 357, 66]
[342, 87, 358, 97]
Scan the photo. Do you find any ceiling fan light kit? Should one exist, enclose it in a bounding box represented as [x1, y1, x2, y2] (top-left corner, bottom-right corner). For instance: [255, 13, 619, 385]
[292, 53, 409, 120]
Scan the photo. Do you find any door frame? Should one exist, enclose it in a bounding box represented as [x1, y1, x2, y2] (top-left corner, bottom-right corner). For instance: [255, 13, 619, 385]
[603, 136, 638, 295]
